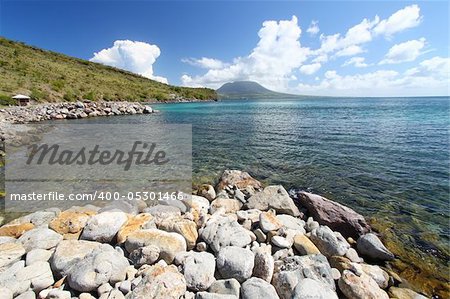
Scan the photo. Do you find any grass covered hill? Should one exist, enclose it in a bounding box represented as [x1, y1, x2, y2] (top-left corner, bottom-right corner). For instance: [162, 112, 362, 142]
[0, 37, 217, 105]
[217, 81, 312, 99]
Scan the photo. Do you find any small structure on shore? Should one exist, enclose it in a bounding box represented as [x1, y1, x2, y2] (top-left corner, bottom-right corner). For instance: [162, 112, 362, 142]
[12, 94, 31, 106]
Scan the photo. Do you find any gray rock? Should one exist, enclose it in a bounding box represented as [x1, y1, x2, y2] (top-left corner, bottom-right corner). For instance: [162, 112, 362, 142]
[98, 200, 139, 215]
[195, 293, 237, 299]
[50, 240, 101, 278]
[129, 245, 160, 267]
[240, 277, 279, 299]
[197, 185, 216, 201]
[199, 216, 252, 253]
[0, 242, 25, 268]
[67, 244, 129, 292]
[216, 246, 254, 283]
[359, 263, 390, 289]
[345, 248, 362, 263]
[15, 261, 54, 292]
[118, 280, 131, 294]
[272, 254, 335, 299]
[234, 189, 246, 203]
[292, 278, 338, 299]
[246, 185, 300, 216]
[80, 211, 128, 243]
[97, 283, 113, 296]
[208, 279, 240, 297]
[18, 228, 62, 252]
[310, 226, 350, 257]
[254, 229, 267, 243]
[305, 217, 319, 232]
[357, 233, 395, 261]
[252, 246, 274, 282]
[276, 215, 306, 233]
[25, 248, 53, 266]
[175, 251, 216, 291]
[21, 209, 60, 227]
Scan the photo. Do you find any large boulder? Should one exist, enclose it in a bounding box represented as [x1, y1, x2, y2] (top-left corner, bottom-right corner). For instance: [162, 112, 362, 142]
[66, 244, 129, 292]
[297, 192, 370, 239]
[18, 228, 62, 252]
[50, 239, 101, 278]
[338, 270, 389, 299]
[80, 211, 128, 243]
[216, 246, 254, 283]
[175, 251, 216, 291]
[272, 254, 335, 299]
[310, 226, 350, 257]
[15, 261, 54, 292]
[49, 210, 95, 239]
[129, 263, 186, 299]
[247, 186, 300, 216]
[124, 229, 187, 263]
[357, 233, 395, 261]
[240, 277, 279, 299]
[210, 198, 242, 214]
[215, 170, 262, 192]
[199, 216, 252, 253]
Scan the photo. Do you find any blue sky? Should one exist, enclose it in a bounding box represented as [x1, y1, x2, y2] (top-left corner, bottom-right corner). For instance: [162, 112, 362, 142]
[1, 1, 449, 96]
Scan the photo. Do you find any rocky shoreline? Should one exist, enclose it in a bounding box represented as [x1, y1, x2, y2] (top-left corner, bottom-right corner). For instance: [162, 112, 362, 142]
[0, 170, 429, 299]
[0, 101, 155, 142]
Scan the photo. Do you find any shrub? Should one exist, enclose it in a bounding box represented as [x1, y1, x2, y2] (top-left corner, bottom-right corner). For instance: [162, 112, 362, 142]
[0, 94, 16, 106]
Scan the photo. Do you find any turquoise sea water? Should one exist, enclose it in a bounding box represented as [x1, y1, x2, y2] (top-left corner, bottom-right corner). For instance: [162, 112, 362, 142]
[16, 97, 449, 285]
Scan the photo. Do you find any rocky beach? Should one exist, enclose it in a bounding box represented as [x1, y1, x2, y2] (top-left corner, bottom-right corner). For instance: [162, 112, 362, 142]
[0, 169, 431, 299]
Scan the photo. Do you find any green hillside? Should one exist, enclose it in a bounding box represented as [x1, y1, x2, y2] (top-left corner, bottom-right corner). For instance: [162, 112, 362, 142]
[0, 37, 217, 104]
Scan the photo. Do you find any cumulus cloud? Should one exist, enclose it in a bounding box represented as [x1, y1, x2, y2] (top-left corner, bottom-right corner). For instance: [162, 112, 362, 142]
[379, 38, 426, 64]
[373, 4, 422, 38]
[299, 63, 321, 75]
[307, 20, 320, 36]
[181, 16, 310, 91]
[342, 57, 369, 68]
[296, 56, 449, 97]
[335, 45, 366, 57]
[182, 57, 228, 69]
[90, 40, 168, 84]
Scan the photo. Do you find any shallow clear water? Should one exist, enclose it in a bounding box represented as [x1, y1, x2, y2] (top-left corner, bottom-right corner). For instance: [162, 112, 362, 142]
[73, 97, 450, 259]
[6, 97, 449, 288]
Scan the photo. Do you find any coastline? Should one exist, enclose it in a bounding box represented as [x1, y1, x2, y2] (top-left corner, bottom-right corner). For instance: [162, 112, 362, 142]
[0, 102, 446, 299]
[0, 170, 432, 298]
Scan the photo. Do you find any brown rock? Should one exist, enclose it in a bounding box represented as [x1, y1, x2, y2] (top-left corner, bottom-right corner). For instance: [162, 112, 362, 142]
[49, 211, 94, 238]
[388, 287, 428, 299]
[117, 213, 154, 244]
[293, 234, 320, 255]
[216, 170, 262, 192]
[0, 223, 35, 238]
[210, 198, 243, 214]
[297, 192, 371, 239]
[157, 216, 198, 250]
[338, 270, 389, 299]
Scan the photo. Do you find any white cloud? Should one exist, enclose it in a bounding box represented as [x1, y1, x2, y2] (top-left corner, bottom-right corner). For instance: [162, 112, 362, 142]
[373, 4, 422, 38]
[335, 45, 365, 57]
[182, 57, 228, 69]
[379, 38, 426, 64]
[90, 40, 168, 84]
[307, 20, 320, 36]
[296, 56, 449, 96]
[342, 56, 369, 68]
[181, 16, 310, 91]
[299, 63, 321, 75]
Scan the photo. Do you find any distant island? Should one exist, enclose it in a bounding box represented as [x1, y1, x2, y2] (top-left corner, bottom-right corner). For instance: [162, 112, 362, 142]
[0, 37, 217, 105]
[217, 81, 314, 100]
